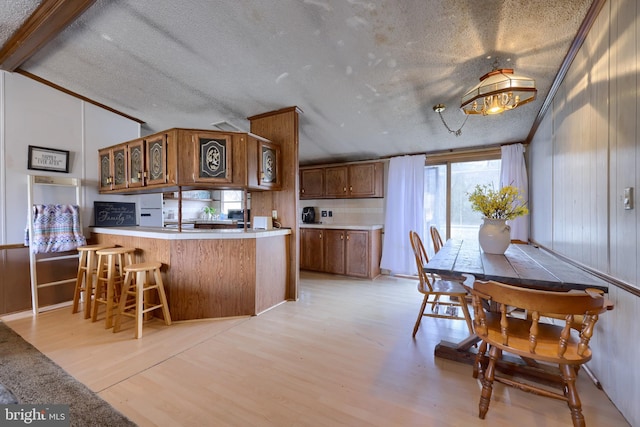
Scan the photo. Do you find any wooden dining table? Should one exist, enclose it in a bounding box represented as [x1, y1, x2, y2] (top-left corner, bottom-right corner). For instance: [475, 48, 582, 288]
[425, 239, 610, 292]
[424, 239, 611, 387]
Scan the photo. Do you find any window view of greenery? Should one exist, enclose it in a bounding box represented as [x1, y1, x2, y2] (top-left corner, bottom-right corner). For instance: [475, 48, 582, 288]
[451, 160, 501, 240]
[424, 159, 501, 254]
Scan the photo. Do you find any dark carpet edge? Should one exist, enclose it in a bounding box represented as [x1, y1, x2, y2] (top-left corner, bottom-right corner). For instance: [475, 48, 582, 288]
[0, 321, 137, 426]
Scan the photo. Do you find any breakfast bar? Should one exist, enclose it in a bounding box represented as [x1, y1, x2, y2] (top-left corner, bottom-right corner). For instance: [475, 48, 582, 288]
[91, 226, 292, 321]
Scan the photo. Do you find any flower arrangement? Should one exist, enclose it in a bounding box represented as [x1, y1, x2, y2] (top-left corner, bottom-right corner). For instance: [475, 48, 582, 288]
[468, 184, 528, 220]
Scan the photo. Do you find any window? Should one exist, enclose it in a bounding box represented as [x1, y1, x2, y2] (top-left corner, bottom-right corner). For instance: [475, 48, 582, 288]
[221, 190, 243, 214]
[424, 150, 501, 256]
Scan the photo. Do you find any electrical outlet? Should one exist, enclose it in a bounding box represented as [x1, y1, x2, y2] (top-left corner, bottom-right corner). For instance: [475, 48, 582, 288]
[321, 210, 327, 217]
[272, 210, 278, 219]
[328, 211, 333, 217]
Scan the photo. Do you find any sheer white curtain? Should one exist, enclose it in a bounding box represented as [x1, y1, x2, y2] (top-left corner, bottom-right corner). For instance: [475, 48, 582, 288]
[380, 154, 425, 275]
[500, 143, 529, 242]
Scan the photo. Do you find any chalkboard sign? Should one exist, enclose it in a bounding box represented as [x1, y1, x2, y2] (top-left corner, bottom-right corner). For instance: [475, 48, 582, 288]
[94, 201, 137, 227]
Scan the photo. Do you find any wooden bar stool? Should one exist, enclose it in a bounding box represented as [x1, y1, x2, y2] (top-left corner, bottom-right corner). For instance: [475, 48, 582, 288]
[72, 244, 113, 319]
[92, 247, 136, 328]
[113, 261, 171, 339]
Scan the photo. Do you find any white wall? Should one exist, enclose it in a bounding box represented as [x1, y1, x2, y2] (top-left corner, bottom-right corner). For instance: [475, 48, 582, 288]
[529, 1, 639, 424]
[0, 71, 140, 244]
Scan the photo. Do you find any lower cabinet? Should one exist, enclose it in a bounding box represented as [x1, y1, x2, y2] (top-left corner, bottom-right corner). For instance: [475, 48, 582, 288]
[300, 228, 324, 271]
[300, 227, 381, 279]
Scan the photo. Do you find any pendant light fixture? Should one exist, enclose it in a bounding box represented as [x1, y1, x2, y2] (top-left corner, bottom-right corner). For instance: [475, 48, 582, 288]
[460, 65, 537, 116]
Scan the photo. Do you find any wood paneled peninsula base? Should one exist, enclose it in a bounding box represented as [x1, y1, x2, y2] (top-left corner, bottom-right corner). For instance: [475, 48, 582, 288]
[91, 227, 291, 321]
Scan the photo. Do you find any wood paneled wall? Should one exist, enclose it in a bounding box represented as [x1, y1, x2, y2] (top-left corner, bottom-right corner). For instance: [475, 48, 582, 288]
[248, 107, 301, 301]
[529, 1, 639, 424]
[0, 246, 77, 315]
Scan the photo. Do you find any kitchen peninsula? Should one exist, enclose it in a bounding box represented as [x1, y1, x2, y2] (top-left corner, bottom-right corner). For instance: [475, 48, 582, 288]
[91, 226, 291, 321]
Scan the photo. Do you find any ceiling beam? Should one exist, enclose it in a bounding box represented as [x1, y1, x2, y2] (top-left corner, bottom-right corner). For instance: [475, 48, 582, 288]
[16, 69, 145, 124]
[525, 0, 607, 144]
[0, 0, 96, 71]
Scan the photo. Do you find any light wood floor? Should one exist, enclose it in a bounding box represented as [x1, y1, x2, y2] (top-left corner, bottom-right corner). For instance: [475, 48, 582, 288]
[2, 272, 630, 427]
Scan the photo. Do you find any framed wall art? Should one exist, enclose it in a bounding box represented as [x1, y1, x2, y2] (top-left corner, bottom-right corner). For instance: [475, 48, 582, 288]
[28, 145, 70, 173]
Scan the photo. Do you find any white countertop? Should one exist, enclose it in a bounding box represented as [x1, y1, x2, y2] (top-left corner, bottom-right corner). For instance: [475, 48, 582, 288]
[91, 226, 291, 240]
[299, 223, 383, 231]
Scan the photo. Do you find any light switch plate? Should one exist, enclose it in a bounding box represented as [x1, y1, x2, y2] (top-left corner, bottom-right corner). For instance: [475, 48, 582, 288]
[624, 187, 633, 210]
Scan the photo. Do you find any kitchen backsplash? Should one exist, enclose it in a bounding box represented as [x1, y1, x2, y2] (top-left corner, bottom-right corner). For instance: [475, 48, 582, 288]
[300, 198, 384, 225]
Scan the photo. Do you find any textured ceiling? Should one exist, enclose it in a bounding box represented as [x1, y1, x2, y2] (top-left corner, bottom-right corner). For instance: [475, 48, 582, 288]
[1, 0, 594, 164]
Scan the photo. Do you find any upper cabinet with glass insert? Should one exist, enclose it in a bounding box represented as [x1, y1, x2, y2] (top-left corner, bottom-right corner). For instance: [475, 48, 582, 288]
[98, 128, 280, 194]
[98, 143, 128, 191]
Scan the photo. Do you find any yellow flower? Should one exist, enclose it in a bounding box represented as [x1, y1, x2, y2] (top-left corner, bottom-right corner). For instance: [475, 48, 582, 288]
[468, 184, 529, 220]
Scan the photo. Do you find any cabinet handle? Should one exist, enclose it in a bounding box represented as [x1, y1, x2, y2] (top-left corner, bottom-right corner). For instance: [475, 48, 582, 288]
[319, 233, 322, 238]
[340, 234, 344, 240]
[346, 234, 350, 240]
[349, 186, 353, 191]
[302, 189, 305, 193]
[343, 187, 347, 192]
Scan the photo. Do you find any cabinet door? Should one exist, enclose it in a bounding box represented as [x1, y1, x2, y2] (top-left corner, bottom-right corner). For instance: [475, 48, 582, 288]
[98, 148, 113, 191]
[300, 228, 324, 271]
[323, 229, 346, 274]
[192, 132, 232, 184]
[259, 140, 281, 190]
[127, 139, 145, 188]
[112, 144, 128, 190]
[146, 133, 168, 186]
[300, 168, 324, 199]
[345, 230, 369, 277]
[324, 166, 348, 198]
[348, 163, 381, 197]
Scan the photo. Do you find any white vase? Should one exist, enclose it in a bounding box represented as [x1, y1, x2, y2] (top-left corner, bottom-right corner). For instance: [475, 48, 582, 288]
[478, 218, 511, 254]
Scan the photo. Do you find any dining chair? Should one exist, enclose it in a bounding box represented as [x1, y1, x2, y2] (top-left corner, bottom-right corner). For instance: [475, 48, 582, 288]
[408, 231, 473, 338]
[469, 279, 612, 427]
[429, 225, 444, 254]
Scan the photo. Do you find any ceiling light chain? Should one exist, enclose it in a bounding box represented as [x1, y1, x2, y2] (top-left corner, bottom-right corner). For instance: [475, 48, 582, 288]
[433, 104, 468, 137]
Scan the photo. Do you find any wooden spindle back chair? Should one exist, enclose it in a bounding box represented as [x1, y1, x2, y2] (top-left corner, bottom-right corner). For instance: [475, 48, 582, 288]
[470, 279, 611, 427]
[429, 225, 444, 254]
[408, 231, 473, 338]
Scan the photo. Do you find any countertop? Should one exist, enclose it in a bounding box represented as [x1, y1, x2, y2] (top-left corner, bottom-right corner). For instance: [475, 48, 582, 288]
[299, 223, 383, 231]
[91, 226, 291, 240]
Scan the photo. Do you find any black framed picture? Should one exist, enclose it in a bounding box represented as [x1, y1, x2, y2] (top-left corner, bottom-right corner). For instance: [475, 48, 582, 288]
[28, 145, 70, 173]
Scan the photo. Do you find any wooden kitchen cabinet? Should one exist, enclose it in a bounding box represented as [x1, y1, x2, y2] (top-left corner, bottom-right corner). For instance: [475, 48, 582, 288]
[99, 128, 277, 194]
[323, 229, 346, 274]
[99, 132, 176, 193]
[126, 138, 145, 189]
[191, 131, 233, 184]
[348, 163, 383, 198]
[247, 135, 282, 191]
[324, 166, 348, 198]
[300, 227, 381, 279]
[300, 161, 384, 199]
[344, 230, 370, 277]
[300, 168, 324, 199]
[145, 133, 170, 186]
[98, 143, 128, 191]
[300, 228, 324, 271]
